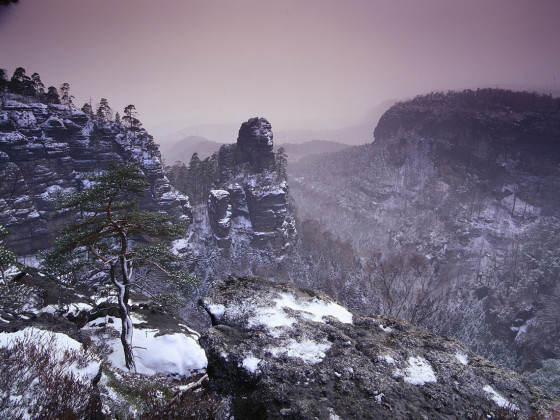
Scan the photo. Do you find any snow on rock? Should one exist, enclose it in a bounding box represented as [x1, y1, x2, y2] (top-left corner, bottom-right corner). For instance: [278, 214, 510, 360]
[130, 330, 207, 376]
[206, 303, 226, 321]
[210, 189, 230, 200]
[268, 338, 331, 364]
[0, 98, 192, 255]
[394, 356, 437, 385]
[380, 354, 396, 364]
[85, 316, 207, 377]
[2, 100, 29, 110]
[67, 302, 94, 317]
[246, 292, 352, 335]
[242, 355, 261, 373]
[171, 237, 190, 255]
[199, 276, 553, 419]
[455, 352, 468, 365]
[379, 324, 393, 333]
[483, 384, 519, 411]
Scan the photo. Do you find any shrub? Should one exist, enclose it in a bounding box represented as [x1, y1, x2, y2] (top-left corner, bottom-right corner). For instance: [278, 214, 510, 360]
[0, 329, 102, 419]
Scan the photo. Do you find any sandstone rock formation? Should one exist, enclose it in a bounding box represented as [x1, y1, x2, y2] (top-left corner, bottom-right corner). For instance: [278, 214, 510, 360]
[289, 90, 560, 371]
[200, 276, 557, 419]
[206, 117, 295, 253]
[237, 117, 275, 172]
[0, 97, 191, 254]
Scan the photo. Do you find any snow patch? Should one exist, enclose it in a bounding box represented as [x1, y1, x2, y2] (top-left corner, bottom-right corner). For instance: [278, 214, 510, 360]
[247, 292, 352, 335]
[380, 354, 395, 364]
[268, 338, 330, 364]
[242, 356, 261, 373]
[67, 302, 93, 317]
[210, 189, 229, 200]
[206, 304, 226, 320]
[379, 324, 393, 333]
[394, 356, 437, 385]
[483, 384, 518, 410]
[171, 238, 190, 255]
[455, 352, 468, 365]
[85, 317, 207, 376]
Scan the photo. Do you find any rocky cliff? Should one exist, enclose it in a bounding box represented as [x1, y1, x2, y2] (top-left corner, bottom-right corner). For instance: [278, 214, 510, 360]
[288, 89, 560, 372]
[200, 276, 557, 419]
[205, 117, 295, 253]
[0, 95, 191, 254]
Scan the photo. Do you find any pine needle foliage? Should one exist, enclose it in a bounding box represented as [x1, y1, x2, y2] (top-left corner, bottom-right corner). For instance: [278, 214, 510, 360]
[41, 161, 196, 371]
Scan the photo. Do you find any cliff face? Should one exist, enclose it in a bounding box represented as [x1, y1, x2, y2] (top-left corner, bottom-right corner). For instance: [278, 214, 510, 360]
[289, 90, 560, 371]
[0, 96, 191, 254]
[206, 117, 295, 253]
[374, 91, 560, 211]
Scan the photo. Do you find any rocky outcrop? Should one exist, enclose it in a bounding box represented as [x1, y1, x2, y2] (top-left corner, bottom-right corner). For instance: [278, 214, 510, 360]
[207, 189, 232, 247]
[237, 117, 275, 172]
[0, 96, 191, 254]
[205, 117, 295, 253]
[374, 91, 560, 208]
[200, 276, 557, 419]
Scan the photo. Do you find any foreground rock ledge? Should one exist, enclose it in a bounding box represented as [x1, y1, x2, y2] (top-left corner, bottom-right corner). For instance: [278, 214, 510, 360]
[200, 276, 556, 419]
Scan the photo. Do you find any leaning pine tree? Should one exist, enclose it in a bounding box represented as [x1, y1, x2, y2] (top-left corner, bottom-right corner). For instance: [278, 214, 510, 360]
[41, 162, 195, 371]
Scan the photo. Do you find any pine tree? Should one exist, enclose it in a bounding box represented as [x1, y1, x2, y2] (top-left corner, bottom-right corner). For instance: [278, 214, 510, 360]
[8, 67, 33, 96]
[200, 153, 218, 201]
[45, 86, 61, 104]
[31, 73, 45, 99]
[81, 102, 93, 115]
[96, 98, 112, 122]
[41, 162, 195, 371]
[275, 147, 288, 181]
[123, 104, 141, 130]
[59, 82, 73, 106]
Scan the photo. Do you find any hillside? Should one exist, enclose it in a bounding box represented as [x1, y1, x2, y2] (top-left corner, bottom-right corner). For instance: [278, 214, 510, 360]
[289, 89, 560, 373]
[159, 135, 223, 163]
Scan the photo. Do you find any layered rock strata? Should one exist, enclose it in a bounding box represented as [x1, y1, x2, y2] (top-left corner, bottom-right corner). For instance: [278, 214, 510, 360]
[0, 97, 191, 254]
[207, 117, 295, 253]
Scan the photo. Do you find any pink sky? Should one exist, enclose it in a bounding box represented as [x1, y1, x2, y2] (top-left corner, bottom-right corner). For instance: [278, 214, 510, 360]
[1, 0, 559, 137]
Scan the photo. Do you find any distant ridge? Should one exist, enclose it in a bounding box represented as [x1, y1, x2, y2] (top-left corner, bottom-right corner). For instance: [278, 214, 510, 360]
[159, 135, 223, 164]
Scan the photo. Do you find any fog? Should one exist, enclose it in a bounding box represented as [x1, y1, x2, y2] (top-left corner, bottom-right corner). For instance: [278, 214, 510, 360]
[1, 0, 559, 144]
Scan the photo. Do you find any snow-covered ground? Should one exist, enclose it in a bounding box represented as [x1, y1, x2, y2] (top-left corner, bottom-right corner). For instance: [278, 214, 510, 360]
[84, 315, 207, 377]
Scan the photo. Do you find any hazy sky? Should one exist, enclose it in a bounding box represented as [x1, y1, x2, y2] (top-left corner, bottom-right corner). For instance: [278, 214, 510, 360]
[1, 0, 559, 138]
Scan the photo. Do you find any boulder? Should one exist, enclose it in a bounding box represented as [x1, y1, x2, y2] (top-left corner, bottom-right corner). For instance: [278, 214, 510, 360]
[200, 276, 557, 419]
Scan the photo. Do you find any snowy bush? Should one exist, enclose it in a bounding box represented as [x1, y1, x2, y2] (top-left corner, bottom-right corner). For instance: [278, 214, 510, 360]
[0, 328, 102, 419]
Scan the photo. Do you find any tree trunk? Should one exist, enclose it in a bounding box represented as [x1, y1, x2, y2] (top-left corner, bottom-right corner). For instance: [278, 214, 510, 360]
[110, 263, 135, 371]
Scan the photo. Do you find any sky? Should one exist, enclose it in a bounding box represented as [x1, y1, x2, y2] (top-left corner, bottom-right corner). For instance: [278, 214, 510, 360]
[1, 0, 559, 143]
